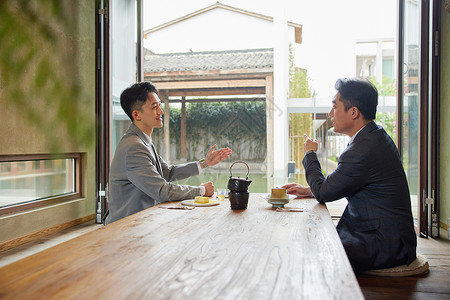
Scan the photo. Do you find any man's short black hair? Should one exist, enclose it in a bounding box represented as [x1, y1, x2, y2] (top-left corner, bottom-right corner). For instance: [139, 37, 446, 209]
[120, 82, 159, 121]
[334, 78, 378, 120]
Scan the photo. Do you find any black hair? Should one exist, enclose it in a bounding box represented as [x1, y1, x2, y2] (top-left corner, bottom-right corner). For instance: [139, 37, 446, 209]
[120, 81, 159, 121]
[334, 78, 378, 120]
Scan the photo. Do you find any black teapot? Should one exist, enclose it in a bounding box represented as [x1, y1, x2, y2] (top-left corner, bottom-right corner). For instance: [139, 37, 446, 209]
[227, 161, 252, 192]
[228, 161, 251, 210]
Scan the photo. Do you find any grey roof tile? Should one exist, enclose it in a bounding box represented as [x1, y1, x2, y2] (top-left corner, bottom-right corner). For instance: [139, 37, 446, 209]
[144, 48, 273, 73]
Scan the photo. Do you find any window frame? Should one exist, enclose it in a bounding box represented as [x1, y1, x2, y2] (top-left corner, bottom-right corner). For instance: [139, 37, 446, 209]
[0, 153, 82, 216]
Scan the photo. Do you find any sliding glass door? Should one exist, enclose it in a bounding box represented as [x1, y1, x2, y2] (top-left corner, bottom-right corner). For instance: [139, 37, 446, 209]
[111, 0, 142, 152]
[95, 0, 142, 222]
[400, 0, 420, 232]
[398, 0, 441, 237]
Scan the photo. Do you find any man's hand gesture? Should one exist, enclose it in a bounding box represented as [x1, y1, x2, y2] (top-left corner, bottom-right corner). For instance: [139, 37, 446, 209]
[204, 145, 232, 167]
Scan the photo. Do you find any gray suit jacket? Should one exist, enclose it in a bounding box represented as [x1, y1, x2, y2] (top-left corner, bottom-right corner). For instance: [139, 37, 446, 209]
[303, 121, 416, 272]
[105, 123, 201, 224]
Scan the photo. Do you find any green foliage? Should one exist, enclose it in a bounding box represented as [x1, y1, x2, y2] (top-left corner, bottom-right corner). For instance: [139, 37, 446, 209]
[289, 43, 313, 98]
[187, 102, 265, 139]
[376, 112, 397, 142]
[367, 76, 397, 142]
[287, 44, 314, 183]
[368, 75, 396, 96]
[0, 1, 94, 151]
[290, 71, 312, 98]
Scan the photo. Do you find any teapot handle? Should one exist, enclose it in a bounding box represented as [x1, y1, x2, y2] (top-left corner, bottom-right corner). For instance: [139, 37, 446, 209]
[229, 161, 250, 179]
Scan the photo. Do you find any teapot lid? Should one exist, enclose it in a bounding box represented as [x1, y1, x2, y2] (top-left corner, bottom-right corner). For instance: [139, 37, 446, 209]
[229, 177, 251, 182]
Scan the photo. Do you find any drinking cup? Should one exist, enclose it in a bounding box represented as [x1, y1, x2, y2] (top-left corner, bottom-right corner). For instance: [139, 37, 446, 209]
[217, 188, 226, 200]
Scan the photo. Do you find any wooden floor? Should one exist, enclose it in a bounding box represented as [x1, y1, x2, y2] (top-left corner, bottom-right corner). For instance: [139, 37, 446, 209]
[0, 220, 449, 299]
[326, 199, 450, 299]
[359, 236, 450, 299]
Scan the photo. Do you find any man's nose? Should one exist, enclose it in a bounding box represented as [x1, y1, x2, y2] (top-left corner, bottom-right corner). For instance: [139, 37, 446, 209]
[329, 108, 333, 116]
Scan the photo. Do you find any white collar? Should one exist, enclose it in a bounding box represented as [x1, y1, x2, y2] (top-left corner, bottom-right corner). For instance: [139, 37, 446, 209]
[348, 124, 366, 145]
[143, 131, 152, 144]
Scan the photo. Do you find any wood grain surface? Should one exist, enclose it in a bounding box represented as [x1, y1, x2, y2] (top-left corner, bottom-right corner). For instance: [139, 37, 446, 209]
[0, 194, 363, 300]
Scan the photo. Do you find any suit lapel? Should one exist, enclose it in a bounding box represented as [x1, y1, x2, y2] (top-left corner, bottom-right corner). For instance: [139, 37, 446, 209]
[125, 123, 162, 175]
[151, 144, 163, 176]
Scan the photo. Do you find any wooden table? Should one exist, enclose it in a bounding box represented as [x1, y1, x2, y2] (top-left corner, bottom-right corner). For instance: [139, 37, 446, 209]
[0, 194, 363, 299]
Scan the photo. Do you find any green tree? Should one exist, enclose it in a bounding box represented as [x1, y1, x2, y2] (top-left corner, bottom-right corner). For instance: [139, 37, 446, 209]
[368, 75, 396, 96]
[376, 112, 397, 142]
[368, 76, 397, 142]
[0, 1, 94, 151]
[288, 44, 313, 184]
[289, 44, 313, 98]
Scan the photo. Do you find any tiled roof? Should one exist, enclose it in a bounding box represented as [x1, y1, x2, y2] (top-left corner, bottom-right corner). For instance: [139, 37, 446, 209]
[143, 48, 273, 73]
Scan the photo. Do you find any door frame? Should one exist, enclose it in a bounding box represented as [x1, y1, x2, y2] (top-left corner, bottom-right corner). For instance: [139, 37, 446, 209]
[95, 0, 111, 223]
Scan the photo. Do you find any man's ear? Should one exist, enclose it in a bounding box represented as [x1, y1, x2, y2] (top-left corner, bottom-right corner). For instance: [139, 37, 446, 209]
[132, 110, 140, 121]
[351, 107, 360, 120]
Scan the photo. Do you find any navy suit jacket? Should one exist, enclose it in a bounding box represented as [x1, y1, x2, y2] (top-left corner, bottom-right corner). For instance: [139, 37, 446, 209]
[303, 121, 416, 272]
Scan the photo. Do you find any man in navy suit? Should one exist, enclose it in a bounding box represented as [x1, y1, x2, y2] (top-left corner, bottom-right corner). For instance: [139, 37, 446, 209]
[283, 78, 416, 272]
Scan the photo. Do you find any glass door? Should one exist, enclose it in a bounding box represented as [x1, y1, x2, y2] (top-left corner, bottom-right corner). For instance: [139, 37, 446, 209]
[398, 0, 441, 237]
[400, 0, 421, 232]
[95, 0, 142, 222]
[111, 0, 142, 152]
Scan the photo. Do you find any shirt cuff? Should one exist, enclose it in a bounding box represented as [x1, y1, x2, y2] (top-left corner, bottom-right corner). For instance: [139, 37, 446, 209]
[199, 185, 206, 196]
[196, 161, 204, 173]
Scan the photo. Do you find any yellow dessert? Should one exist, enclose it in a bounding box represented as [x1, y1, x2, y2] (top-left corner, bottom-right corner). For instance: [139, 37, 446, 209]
[194, 196, 210, 203]
[271, 188, 287, 199]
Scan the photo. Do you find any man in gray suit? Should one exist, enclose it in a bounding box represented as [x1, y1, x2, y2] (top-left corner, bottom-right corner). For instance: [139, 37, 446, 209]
[283, 78, 416, 272]
[105, 82, 232, 225]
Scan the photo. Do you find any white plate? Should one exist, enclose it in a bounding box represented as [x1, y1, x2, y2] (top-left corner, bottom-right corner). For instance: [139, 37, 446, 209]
[261, 194, 297, 208]
[181, 199, 220, 207]
[260, 194, 297, 201]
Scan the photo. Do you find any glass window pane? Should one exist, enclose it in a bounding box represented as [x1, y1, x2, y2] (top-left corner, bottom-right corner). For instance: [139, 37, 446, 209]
[402, 0, 420, 220]
[0, 158, 76, 208]
[383, 58, 394, 79]
[112, 0, 139, 153]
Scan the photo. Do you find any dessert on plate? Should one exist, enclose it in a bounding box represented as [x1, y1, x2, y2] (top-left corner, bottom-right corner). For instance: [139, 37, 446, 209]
[194, 196, 210, 204]
[271, 188, 287, 199]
